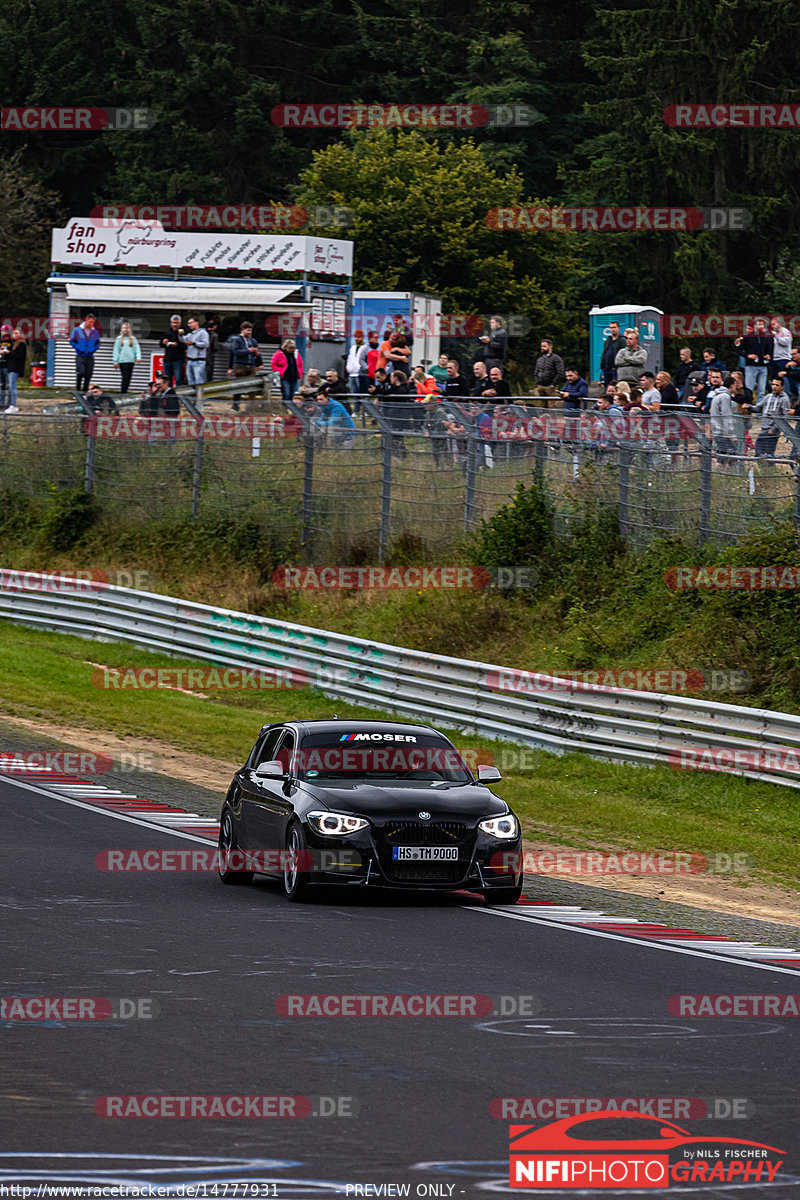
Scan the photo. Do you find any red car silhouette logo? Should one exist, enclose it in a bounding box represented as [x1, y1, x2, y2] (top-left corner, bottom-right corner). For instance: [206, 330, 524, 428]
[509, 1110, 785, 1189]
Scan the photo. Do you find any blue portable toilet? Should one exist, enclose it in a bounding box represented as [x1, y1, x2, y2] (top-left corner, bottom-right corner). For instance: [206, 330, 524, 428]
[589, 305, 663, 381]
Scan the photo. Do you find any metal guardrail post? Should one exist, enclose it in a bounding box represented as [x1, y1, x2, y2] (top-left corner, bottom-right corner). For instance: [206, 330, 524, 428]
[302, 433, 315, 560]
[464, 431, 477, 532]
[699, 444, 712, 542]
[379, 429, 392, 564]
[618, 444, 631, 539]
[84, 430, 96, 494]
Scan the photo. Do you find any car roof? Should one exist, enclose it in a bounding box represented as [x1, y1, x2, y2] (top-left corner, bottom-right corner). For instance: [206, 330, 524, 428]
[259, 718, 440, 737]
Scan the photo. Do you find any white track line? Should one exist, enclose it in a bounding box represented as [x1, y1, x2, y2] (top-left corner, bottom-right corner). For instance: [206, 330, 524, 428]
[469, 904, 800, 977]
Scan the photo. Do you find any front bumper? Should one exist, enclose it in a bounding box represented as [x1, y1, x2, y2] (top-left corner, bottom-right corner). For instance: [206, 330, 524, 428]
[300, 822, 522, 892]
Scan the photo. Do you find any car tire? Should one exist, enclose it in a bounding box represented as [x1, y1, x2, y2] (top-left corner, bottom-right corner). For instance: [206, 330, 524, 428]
[218, 810, 254, 885]
[283, 822, 311, 903]
[483, 882, 523, 906]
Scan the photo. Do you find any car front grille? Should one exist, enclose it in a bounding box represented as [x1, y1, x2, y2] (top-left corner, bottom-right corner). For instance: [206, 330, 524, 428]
[376, 820, 473, 884]
[380, 820, 469, 846]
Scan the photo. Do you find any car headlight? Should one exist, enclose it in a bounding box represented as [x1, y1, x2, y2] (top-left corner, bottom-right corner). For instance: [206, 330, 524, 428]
[308, 810, 369, 836]
[478, 814, 518, 840]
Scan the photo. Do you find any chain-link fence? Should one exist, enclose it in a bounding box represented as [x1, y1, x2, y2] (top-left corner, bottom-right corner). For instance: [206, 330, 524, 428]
[2, 392, 800, 560]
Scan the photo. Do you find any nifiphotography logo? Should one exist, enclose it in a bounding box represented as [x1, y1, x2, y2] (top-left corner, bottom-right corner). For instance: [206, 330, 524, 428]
[508, 1110, 785, 1188]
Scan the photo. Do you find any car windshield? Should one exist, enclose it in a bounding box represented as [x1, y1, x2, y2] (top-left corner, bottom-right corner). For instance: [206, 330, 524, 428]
[294, 732, 473, 784]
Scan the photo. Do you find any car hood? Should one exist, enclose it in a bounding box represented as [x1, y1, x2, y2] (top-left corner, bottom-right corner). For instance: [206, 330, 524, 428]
[297, 781, 509, 820]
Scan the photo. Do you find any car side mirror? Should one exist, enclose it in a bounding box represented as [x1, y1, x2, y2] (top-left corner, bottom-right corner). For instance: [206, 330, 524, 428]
[255, 759, 286, 779]
[477, 764, 502, 783]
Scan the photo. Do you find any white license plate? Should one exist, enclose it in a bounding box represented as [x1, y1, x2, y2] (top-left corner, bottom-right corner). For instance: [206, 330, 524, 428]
[392, 846, 459, 861]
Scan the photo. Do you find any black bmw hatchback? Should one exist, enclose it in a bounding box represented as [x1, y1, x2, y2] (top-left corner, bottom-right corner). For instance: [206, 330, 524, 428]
[218, 719, 523, 904]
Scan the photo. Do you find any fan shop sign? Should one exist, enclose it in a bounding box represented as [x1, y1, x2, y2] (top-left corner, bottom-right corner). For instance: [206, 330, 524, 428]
[84, 415, 299, 439]
[51, 218, 353, 276]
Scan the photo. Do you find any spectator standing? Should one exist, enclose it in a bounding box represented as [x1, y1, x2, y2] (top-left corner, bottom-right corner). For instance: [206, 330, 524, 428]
[639, 372, 661, 411]
[674, 347, 700, 399]
[482, 366, 512, 399]
[345, 331, 365, 397]
[705, 368, 736, 459]
[4, 328, 27, 412]
[479, 315, 509, 373]
[655, 370, 679, 408]
[412, 365, 440, 399]
[112, 320, 141, 394]
[781, 347, 800, 403]
[204, 316, 220, 381]
[384, 333, 412, 377]
[534, 338, 565, 395]
[422, 398, 449, 467]
[442, 359, 470, 398]
[365, 332, 381, 388]
[430, 352, 450, 389]
[160, 315, 186, 388]
[599, 321, 625, 385]
[181, 316, 210, 387]
[0, 324, 12, 408]
[356, 333, 371, 397]
[700, 347, 727, 378]
[740, 318, 773, 404]
[271, 339, 304, 404]
[471, 361, 489, 396]
[227, 320, 261, 411]
[751, 378, 791, 458]
[771, 318, 793, 384]
[614, 329, 647, 385]
[70, 312, 100, 391]
[559, 366, 588, 411]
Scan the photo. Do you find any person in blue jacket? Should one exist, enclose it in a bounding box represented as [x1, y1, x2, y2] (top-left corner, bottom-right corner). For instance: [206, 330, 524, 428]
[313, 386, 356, 447]
[69, 312, 101, 390]
[558, 366, 589, 411]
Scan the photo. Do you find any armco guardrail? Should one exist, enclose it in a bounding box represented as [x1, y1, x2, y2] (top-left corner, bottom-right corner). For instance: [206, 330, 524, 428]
[1, 574, 799, 790]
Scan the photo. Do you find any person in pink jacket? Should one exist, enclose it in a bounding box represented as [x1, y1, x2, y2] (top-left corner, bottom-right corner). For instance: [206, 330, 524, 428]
[271, 339, 304, 404]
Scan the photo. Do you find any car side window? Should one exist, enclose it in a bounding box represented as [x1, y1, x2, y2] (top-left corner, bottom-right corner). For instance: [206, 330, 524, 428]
[274, 731, 296, 775]
[250, 728, 283, 768]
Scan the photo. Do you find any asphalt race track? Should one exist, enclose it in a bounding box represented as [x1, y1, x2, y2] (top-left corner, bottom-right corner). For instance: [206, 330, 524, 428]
[2, 772, 800, 1197]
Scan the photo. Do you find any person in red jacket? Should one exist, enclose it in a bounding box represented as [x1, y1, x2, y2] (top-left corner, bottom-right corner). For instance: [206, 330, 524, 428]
[270, 339, 304, 404]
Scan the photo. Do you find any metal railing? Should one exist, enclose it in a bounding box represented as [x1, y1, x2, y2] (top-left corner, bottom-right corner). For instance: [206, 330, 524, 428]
[1, 575, 799, 791]
[3, 398, 800, 557]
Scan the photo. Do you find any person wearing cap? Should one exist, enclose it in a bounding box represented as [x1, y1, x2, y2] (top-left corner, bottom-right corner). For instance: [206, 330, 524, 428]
[180, 315, 210, 387]
[160, 315, 186, 388]
[271, 339, 304, 405]
[69, 312, 100, 391]
[687, 370, 710, 412]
